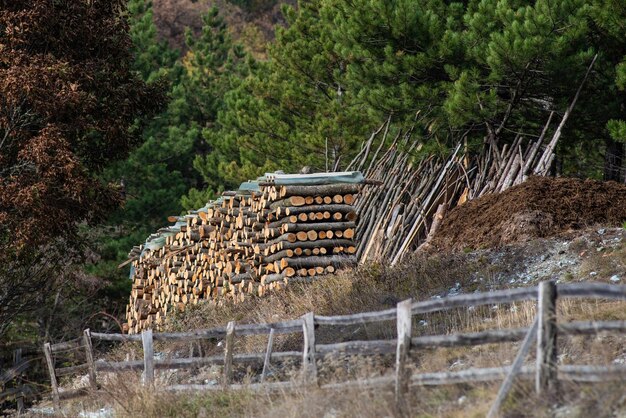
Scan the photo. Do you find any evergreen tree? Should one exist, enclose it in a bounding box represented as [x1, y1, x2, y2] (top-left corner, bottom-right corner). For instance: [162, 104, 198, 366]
[128, 0, 179, 83]
[179, 8, 255, 208]
[591, 0, 626, 180]
[87, 0, 183, 292]
[91, 5, 248, 291]
[326, 0, 609, 151]
[205, 0, 625, 181]
[105, 5, 245, 227]
[194, 0, 375, 194]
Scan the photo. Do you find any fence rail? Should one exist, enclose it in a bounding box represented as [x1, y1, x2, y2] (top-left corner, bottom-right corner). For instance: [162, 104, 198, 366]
[44, 282, 626, 416]
[0, 348, 39, 412]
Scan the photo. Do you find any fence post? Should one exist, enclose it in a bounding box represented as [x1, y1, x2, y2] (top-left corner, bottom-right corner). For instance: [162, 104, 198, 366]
[536, 280, 557, 396]
[302, 312, 317, 385]
[83, 329, 97, 391]
[261, 328, 275, 383]
[12, 349, 24, 414]
[141, 329, 154, 386]
[395, 299, 412, 414]
[487, 317, 539, 418]
[223, 321, 235, 386]
[43, 343, 60, 410]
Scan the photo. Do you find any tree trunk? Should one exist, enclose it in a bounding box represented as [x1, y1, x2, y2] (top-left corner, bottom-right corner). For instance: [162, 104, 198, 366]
[604, 138, 624, 182]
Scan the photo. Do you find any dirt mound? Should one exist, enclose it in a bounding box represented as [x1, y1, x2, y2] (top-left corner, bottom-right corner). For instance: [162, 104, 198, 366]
[432, 177, 626, 251]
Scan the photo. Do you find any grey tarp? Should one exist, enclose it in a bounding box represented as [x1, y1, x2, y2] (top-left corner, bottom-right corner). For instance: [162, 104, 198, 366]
[264, 171, 364, 185]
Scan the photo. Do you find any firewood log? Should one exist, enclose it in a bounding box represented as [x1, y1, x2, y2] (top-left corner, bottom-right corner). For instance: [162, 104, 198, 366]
[279, 184, 360, 198]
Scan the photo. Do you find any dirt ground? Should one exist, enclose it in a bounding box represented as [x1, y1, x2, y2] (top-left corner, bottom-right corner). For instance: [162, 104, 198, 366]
[432, 176, 626, 252]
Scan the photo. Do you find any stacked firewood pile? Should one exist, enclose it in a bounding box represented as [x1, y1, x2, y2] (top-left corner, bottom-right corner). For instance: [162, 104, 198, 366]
[123, 59, 589, 333]
[123, 172, 363, 333]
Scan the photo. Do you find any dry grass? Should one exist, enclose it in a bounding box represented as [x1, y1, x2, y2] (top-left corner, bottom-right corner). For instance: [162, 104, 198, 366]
[70, 376, 625, 418]
[100, 373, 258, 418]
[91, 370, 498, 418]
[38, 239, 626, 418]
[579, 243, 626, 281]
[161, 253, 498, 355]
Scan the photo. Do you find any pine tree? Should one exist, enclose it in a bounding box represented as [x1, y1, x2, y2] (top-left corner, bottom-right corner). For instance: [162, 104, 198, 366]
[196, 0, 376, 194]
[128, 0, 179, 82]
[591, 0, 626, 180]
[105, 5, 246, 222]
[180, 8, 259, 208]
[318, 0, 622, 176]
[103, 0, 183, 227]
[178, 7, 249, 209]
[89, 0, 185, 293]
[206, 0, 625, 182]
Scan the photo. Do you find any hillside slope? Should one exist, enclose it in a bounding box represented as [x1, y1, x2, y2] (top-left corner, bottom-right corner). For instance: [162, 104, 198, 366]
[29, 227, 626, 418]
[152, 0, 295, 57]
[23, 177, 626, 417]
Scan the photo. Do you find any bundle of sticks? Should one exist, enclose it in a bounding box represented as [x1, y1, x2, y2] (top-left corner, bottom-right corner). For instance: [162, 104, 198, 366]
[349, 55, 597, 266]
[352, 134, 466, 265]
[123, 172, 363, 334]
[352, 97, 580, 266]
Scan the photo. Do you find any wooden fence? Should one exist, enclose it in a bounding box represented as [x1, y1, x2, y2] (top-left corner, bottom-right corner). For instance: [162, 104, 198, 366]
[44, 281, 626, 416]
[0, 347, 40, 414]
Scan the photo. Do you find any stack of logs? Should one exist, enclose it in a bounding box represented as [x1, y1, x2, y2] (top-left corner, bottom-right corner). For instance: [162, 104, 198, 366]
[123, 173, 362, 334]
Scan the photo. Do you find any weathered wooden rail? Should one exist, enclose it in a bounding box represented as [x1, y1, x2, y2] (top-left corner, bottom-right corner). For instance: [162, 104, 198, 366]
[44, 282, 626, 416]
[0, 347, 40, 413]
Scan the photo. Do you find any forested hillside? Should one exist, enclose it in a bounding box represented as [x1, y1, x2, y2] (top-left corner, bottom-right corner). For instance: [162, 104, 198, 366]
[1, 1, 625, 408]
[90, 0, 626, 329]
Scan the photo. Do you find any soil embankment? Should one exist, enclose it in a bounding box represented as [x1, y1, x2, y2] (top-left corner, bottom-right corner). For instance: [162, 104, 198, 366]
[432, 176, 626, 251]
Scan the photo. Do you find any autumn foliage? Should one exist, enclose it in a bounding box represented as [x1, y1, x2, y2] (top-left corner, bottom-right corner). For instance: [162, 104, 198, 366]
[0, 0, 164, 252]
